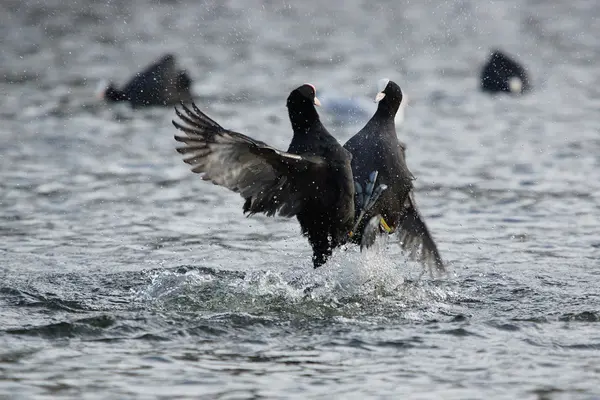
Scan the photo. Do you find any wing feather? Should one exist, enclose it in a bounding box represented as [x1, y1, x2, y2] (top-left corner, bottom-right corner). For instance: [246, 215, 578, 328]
[397, 193, 446, 275]
[173, 102, 326, 217]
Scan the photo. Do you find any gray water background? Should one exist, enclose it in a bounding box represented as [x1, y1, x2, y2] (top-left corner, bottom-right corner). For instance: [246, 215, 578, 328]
[1, 0, 600, 398]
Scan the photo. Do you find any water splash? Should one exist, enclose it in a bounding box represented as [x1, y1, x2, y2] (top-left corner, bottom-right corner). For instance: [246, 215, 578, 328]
[135, 246, 457, 323]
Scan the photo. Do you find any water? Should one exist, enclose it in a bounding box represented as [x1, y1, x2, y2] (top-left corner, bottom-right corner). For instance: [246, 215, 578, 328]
[1, 0, 600, 398]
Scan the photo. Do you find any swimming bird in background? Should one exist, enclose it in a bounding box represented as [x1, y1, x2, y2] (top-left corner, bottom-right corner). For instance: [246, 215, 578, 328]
[173, 84, 358, 268]
[344, 79, 446, 275]
[480, 50, 530, 95]
[97, 54, 193, 107]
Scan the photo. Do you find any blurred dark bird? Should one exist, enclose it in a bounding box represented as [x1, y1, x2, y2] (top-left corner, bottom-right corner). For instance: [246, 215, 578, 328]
[173, 84, 357, 268]
[344, 79, 446, 275]
[480, 50, 530, 95]
[97, 54, 193, 107]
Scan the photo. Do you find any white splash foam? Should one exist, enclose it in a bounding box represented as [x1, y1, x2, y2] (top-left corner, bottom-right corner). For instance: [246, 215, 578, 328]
[135, 244, 456, 321]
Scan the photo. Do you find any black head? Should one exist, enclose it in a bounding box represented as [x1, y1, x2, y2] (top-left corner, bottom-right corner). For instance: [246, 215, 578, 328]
[177, 71, 192, 90]
[158, 53, 175, 65]
[287, 83, 322, 132]
[152, 54, 177, 79]
[287, 83, 321, 108]
[490, 50, 508, 63]
[374, 78, 404, 117]
[98, 82, 128, 102]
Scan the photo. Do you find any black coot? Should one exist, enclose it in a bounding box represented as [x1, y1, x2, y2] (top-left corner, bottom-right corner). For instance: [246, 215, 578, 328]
[344, 79, 445, 275]
[481, 50, 530, 95]
[98, 54, 193, 107]
[173, 84, 355, 268]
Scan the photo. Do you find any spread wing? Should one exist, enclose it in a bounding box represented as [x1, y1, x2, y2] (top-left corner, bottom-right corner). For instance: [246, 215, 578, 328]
[173, 102, 326, 217]
[397, 193, 446, 275]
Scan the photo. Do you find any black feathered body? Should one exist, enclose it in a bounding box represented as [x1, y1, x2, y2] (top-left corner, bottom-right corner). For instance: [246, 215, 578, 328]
[173, 85, 355, 269]
[343, 80, 445, 274]
[106, 54, 192, 107]
[480, 50, 530, 94]
[287, 120, 355, 267]
[344, 113, 413, 243]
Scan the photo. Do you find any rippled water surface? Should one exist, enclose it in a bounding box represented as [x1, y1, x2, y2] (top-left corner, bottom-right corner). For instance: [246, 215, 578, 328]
[1, 0, 600, 398]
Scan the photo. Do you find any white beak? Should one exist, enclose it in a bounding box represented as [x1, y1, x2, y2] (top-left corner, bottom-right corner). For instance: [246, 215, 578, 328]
[95, 79, 108, 99]
[374, 92, 386, 103]
[314, 96, 321, 107]
[508, 77, 523, 94]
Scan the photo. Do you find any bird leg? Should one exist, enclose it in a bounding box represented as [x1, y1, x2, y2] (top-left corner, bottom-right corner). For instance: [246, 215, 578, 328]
[379, 217, 393, 234]
[359, 214, 394, 249]
[311, 237, 332, 269]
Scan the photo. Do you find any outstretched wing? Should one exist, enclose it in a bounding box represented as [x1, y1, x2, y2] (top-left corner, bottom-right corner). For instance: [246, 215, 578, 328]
[173, 102, 325, 217]
[397, 193, 446, 275]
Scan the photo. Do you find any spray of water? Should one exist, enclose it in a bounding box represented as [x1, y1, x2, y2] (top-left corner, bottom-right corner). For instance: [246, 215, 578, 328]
[135, 243, 457, 322]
